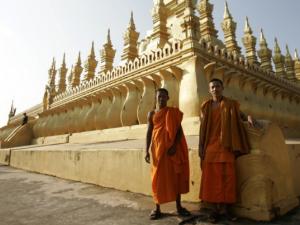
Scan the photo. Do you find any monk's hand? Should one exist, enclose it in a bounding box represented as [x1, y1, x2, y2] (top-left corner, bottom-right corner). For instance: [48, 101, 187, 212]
[145, 152, 150, 164]
[167, 145, 176, 156]
[247, 115, 261, 129]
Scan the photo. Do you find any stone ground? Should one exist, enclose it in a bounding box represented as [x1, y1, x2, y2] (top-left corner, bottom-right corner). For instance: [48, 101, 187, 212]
[0, 165, 300, 225]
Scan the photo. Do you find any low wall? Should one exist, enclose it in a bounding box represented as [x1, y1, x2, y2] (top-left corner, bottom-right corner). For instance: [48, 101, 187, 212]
[0, 148, 10, 165]
[8, 141, 201, 202]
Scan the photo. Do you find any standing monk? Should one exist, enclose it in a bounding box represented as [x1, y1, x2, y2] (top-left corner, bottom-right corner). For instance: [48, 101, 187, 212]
[199, 78, 254, 223]
[145, 88, 190, 220]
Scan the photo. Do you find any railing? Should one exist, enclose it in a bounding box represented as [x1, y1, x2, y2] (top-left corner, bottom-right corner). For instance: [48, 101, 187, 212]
[53, 41, 183, 102]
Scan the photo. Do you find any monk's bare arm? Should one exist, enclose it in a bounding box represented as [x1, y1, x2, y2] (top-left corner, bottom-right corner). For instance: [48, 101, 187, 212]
[145, 111, 154, 163]
[240, 111, 260, 128]
[167, 125, 182, 156]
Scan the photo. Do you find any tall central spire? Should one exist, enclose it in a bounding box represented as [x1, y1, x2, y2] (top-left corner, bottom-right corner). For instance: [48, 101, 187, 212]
[197, 0, 220, 45]
[121, 12, 140, 63]
[151, 0, 169, 48]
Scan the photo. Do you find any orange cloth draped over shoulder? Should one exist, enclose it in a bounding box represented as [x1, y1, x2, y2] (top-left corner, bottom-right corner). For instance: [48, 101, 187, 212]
[151, 107, 189, 204]
[199, 97, 250, 204]
[199, 97, 250, 158]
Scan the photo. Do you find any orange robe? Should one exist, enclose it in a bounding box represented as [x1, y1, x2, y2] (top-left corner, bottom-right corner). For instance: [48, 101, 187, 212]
[199, 97, 250, 204]
[151, 107, 189, 204]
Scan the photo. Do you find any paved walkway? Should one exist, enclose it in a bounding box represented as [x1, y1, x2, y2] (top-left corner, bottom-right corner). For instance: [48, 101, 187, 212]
[0, 165, 300, 225]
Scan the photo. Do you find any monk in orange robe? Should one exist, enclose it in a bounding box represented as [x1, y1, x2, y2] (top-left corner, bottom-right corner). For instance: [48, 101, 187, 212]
[145, 88, 190, 220]
[199, 78, 255, 223]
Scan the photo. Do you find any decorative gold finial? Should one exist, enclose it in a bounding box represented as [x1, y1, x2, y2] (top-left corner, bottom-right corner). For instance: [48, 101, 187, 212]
[62, 53, 66, 67]
[90, 41, 95, 58]
[273, 38, 286, 78]
[294, 49, 300, 83]
[8, 100, 16, 119]
[71, 52, 83, 87]
[51, 57, 56, 70]
[285, 45, 295, 81]
[244, 16, 252, 34]
[223, 1, 232, 19]
[242, 17, 257, 65]
[257, 29, 273, 72]
[221, 1, 240, 55]
[100, 29, 116, 74]
[180, 0, 200, 42]
[58, 53, 68, 93]
[295, 49, 299, 60]
[197, 0, 220, 45]
[106, 29, 112, 45]
[48, 57, 57, 89]
[77, 52, 82, 66]
[45, 57, 57, 108]
[84, 42, 98, 81]
[151, 0, 168, 47]
[121, 12, 140, 63]
[259, 28, 267, 45]
[129, 11, 136, 30]
[67, 65, 73, 86]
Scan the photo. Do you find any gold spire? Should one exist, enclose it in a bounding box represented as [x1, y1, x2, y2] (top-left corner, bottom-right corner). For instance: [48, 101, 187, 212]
[151, 0, 168, 47]
[223, 1, 232, 19]
[180, 0, 200, 42]
[84, 42, 98, 81]
[58, 53, 68, 93]
[221, 1, 241, 55]
[67, 65, 73, 87]
[76, 52, 82, 65]
[100, 29, 116, 74]
[89, 41, 96, 58]
[284, 45, 295, 81]
[197, 0, 219, 44]
[242, 17, 258, 65]
[129, 11, 136, 30]
[244, 16, 252, 34]
[295, 48, 300, 60]
[8, 100, 16, 119]
[48, 57, 57, 89]
[121, 12, 140, 63]
[257, 29, 272, 72]
[295, 49, 300, 83]
[273, 38, 286, 78]
[45, 57, 57, 108]
[71, 52, 83, 87]
[107, 29, 112, 46]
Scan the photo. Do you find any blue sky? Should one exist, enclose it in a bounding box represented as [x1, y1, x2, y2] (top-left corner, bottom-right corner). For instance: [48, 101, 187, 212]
[0, 0, 299, 126]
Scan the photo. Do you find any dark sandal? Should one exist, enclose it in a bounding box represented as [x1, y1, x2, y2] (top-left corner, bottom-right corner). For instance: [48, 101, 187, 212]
[177, 207, 191, 217]
[149, 209, 162, 220]
[207, 212, 219, 223]
[224, 213, 237, 221]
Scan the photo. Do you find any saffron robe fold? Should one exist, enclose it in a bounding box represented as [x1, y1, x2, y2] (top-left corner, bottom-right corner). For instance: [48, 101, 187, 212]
[199, 97, 250, 159]
[151, 107, 189, 204]
[200, 105, 236, 203]
[199, 97, 250, 203]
